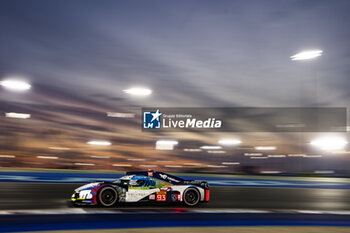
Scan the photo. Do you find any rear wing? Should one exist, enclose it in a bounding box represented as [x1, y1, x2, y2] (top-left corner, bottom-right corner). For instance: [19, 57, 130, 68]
[183, 180, 209, 189]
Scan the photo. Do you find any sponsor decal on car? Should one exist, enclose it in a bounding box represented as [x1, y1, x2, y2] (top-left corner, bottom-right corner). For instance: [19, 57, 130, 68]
[160, 186, 172, 191]
[149, 194, 155, 200]
[156, 191, 167, 202]
[159, 173, 180, 183]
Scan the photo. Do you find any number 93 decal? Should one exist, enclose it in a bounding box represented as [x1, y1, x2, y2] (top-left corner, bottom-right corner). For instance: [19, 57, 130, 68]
[156, 191, 166, 201]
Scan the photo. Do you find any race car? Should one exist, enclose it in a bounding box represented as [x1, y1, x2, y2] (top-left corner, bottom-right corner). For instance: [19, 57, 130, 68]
[70, 170, 209, 207]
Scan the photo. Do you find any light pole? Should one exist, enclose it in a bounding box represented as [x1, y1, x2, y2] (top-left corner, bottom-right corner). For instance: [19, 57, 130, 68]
[291, 50, 323, 173]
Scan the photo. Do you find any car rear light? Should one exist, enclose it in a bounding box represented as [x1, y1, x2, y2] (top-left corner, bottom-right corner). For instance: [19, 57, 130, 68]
[205, 189, 210, 201]
[177, 194, 181, 201]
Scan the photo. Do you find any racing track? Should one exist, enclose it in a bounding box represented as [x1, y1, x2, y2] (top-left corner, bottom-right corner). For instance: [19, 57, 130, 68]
[1, 182, 350, 211]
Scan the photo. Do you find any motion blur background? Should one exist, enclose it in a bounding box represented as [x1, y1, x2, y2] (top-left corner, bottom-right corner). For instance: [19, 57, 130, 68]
[1, 0, 350, 176]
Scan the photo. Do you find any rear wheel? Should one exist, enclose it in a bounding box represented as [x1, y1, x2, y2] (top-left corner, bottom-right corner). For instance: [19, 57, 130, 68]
[183, 187, 200, 207]
[98, 186, 118, 207]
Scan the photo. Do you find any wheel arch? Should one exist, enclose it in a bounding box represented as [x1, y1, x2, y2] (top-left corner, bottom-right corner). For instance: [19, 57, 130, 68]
[167, 185, 206, 202]
[182, 186, 202, 206]
[96, 185, 119, 207]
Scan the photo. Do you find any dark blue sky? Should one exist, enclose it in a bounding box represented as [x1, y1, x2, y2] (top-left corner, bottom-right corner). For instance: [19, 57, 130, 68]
[1, 0, 350, 171]
[1, 0, 350, 108]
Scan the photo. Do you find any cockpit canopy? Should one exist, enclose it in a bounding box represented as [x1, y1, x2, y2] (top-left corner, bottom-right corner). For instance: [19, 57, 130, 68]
[114, 175, 156, 187]
[129, 175, 156, 187]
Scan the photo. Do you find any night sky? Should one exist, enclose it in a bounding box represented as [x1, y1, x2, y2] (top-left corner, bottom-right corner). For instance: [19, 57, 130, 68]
[1, 0, 350, 172]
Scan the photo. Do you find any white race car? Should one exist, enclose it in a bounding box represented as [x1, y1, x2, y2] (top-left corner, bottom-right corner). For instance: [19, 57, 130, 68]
[71, 170, 210, 207]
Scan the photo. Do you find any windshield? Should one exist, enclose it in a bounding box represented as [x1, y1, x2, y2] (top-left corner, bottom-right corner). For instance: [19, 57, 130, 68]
[112, 175, 132, 184]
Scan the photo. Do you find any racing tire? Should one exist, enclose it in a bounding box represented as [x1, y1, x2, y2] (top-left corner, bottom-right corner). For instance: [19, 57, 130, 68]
[98, 186, 118, 207]
[183, 187, 200, 207]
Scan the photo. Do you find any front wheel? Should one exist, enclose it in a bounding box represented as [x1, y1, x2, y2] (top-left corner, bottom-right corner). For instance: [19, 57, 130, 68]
[98, 186, 118, 207]
[183, 187, 200, 207]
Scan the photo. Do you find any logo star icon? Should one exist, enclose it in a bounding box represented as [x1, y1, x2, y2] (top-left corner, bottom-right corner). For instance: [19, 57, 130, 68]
[151, 109, 161, 122]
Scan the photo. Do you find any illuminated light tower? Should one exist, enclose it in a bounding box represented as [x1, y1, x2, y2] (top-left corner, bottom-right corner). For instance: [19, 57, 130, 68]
[0, 79, 31, 92]
[156, 140, 178, 150]
[218, 139, 242, 146]
[124, 87, 152, 96]
[290, 50, 323, 61]
[310, 137, 348, 151]
[87, 140, 112, 146]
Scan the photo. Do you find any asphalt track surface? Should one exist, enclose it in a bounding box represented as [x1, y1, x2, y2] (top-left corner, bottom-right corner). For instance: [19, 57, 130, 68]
[1, 182, 350, 211]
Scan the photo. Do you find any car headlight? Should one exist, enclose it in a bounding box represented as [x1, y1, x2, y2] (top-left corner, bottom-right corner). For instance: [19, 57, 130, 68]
[79, 190, 93, 199]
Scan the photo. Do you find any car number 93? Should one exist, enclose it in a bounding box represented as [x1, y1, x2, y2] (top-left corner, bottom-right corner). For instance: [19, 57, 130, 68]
[156, 191, 166, 201]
